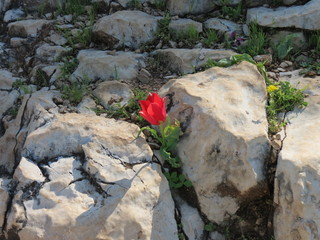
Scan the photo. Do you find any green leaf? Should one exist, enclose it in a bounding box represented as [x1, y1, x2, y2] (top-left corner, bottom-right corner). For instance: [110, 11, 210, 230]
[163, 124, 180, 151]
[178, 174, 186, 182]
[160, 147, 181, 168]
[204, 223, 216, 232]
[173, 182, 183, 188]
[183, 180, 192, 187]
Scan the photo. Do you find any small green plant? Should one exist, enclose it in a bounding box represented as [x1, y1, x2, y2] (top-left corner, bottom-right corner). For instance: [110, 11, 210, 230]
[163, 171, 192, 189]
[273, 33, 298, 60]
[240, 22, 266, 56]
[155, 13, 172, 42]
[154, 0, 166, 10]
[34, 69, 50, 89]
[94, 89, 149, 121]
[267, 82, 308, 133]
[37, 1, 50, 16]
[7, 105, 20, 119]
[59, 56, 79, 80]
[299, 61, 320, 76]
[220, 0, 242, 21]
[56, 24, 93, 48]
[58, 0, 91, 19]
[128, 0, 142, 9]
[308, 31, 320, 55]
[12, 79, 33, 94]
[61, 76, 91, 105]
[172, 25, 200, 44]
[202, 29, 219, 47]
[204, 222, 217, 232]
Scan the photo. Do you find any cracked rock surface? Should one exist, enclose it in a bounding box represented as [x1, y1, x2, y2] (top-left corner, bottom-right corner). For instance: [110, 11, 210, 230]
[274, 72, 320, 239]
[159, 61, 270, 223]
[1, 112, 177, 239]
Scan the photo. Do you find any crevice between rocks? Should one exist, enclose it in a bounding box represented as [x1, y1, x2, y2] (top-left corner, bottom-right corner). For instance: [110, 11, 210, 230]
[12, 94, 32, 174]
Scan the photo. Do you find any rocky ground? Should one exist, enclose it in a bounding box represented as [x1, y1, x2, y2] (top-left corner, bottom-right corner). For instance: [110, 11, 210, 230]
[0, 0, 320, 239]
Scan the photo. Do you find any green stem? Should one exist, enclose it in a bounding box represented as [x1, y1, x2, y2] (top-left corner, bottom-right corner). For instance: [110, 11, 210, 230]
[159, 122, 165, 147]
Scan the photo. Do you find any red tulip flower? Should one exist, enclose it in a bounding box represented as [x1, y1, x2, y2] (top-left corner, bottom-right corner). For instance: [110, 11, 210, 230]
[139, 92, 166, 125]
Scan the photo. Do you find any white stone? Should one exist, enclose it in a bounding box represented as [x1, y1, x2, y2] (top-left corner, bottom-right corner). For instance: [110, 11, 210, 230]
[77, 96, 97, 115]
[0, 69, 17, 90]
[169, 19, 203, 34]
[0, 0, 11, 12]
[274, 72, 320, 240]
[177, 198, 204, 240]
[152, 48, 236, 74]
[247, 0, 320, 30]
[10, 37, 28, 47]
[204, 18, 242, 34]
[0, 178, 10, 231]
[159, 61, 270, 223]
[3, 8, 24, 22]
[8, 19, 50, 37]
[167, 0, 216, 16]
[73, 49, 146, 81]
[0, 90, 19, 119]
[93, 10, 159, 49]
[93, 81, 134, 109]
[35, 43, 71, 62]
[47, 31, 68, 45]
[13, 157, 46, 188]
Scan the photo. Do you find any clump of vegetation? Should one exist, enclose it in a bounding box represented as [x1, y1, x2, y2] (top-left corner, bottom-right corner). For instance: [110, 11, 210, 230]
[34, 69, 50, 89]
[202, 29, 219, 47]
[309, 31, 320, 55]
[154, 0, 166, 10]
[58, 0, 91, 19]
[273, 33, 299, 61]
[94, 89, 149, 122]
[171, 25, 200, 45]
[155, 13, 172, 43]
[128, 0, 142, 9]
[299, 61, 320, 76]
[61, 75, 91, 105]
[12, 79, 33, 94]
[240, 22, 266, 57]
[220, 0, 242, 21]
[58, 56, 79, 80]
[267, 82, 308, 134]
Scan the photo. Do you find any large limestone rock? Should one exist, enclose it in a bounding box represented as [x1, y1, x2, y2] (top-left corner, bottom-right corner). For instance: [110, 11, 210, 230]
[73, 49, 146, 81]
[8, 19, 50, 37]
[93, 10, 159, 49]
[247, 0, 320, 30]
[159, 61, 270, 223]
[167, 0, 216, 16]
[152, 48, 236, 74]
[4, 113, 178, 240]
[0, 90, 58, 173]
[274, 72, 320, 239]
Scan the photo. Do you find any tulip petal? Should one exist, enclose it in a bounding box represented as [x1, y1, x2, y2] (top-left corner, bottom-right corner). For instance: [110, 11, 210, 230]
[139, 100, 149, 113]
[148, 103, 166, 124]
[139, 111, 158, 125]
